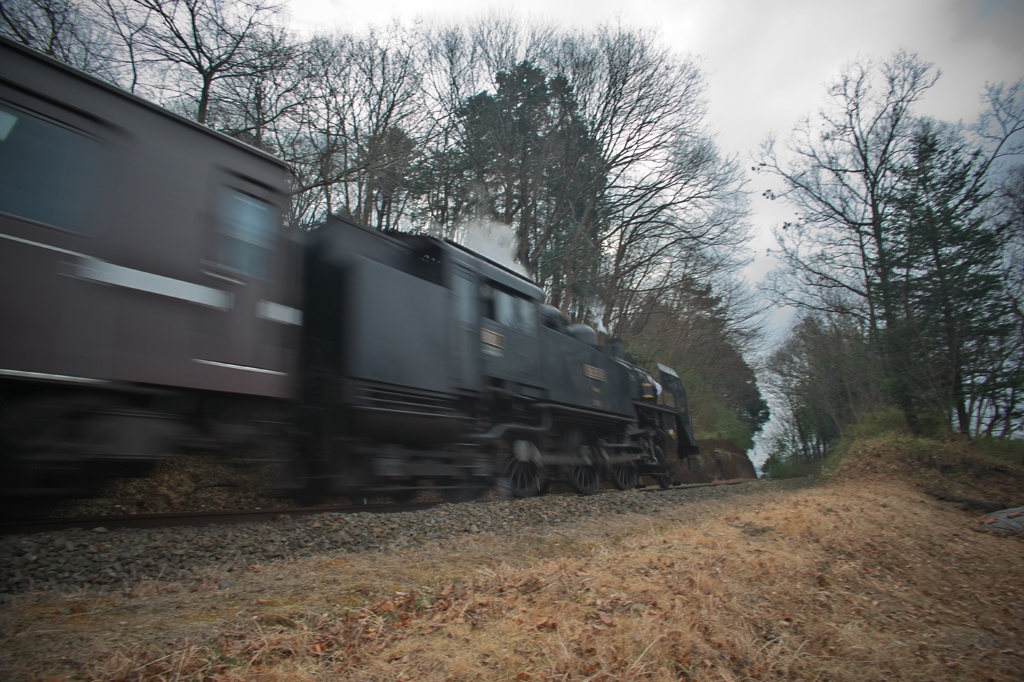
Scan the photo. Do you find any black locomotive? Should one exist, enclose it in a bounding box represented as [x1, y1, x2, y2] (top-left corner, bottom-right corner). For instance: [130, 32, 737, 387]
[0, 38, 698, 509]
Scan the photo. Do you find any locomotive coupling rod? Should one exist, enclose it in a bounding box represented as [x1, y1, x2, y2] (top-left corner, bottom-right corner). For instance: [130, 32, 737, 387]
[469, 409, 553, 442]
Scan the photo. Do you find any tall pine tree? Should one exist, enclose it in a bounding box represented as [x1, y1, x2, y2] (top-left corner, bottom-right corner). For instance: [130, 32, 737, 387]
[891, 120, 1014, 434]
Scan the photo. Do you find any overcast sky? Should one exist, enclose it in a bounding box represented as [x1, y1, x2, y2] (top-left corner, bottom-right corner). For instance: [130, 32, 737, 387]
[286, 0, 1024, 287]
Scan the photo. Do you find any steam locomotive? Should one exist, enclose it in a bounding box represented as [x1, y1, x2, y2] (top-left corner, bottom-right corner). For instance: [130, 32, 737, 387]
[0, 38, 698, 509]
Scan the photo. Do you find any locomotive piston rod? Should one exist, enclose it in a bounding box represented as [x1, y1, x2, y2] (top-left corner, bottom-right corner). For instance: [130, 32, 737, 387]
[469, 410, 554, 442]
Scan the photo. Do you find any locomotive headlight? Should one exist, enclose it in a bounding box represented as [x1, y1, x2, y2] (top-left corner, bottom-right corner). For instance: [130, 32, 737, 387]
[668, 428, 677, 439]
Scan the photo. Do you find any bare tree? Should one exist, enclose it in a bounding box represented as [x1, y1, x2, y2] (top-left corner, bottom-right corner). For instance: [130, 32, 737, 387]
[551, 26, 750, 330]
[0, 0, 116, 79]
[763, 314, 884, 461]
[342, 24, 424, 228]
[285, 25, 426, 229]
[757, 51, 940, 428]
[761, 52, 1023, 437]
[205, 24, 300, 147]
[409, 24, 484, 235]
[98, 0, 284, 124]
[759, 51, 939, 330]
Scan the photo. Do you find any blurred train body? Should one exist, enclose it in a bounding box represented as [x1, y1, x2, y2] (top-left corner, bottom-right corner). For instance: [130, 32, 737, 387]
[0, 38, 698, 508]
[0, 38, 298, 502]
[302, 220, 699, 498]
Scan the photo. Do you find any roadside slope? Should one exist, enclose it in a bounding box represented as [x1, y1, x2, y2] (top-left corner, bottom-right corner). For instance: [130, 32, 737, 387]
[2, 471, 1021, 681]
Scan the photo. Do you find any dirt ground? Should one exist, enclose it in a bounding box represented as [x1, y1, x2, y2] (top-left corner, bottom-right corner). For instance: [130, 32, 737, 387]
[2, 461, 1022, 681]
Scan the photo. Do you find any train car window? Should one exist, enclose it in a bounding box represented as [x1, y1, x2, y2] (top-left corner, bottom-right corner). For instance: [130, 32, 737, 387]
[481, 285, 496, 321]
[519, 298, 538, 333]
[515, 297, 537, 334]
[453, 273, 476, 325]
[216, 188, 276, 278]
[0, 102, 108, 235]
[482, 285, 536, 334]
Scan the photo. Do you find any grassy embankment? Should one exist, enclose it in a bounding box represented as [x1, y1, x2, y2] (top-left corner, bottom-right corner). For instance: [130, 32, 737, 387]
[2, 432, 1023, 681]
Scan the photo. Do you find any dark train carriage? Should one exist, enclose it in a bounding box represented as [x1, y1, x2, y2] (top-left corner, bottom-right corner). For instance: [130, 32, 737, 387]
[0, 38, 297, 502]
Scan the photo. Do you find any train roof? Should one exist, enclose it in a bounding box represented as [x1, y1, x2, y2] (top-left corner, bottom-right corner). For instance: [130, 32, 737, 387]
[438, 236, 539, 292]
[311, 217, 544, 300]
[0, 36, 288, 171]
[382, 225, 543, 299]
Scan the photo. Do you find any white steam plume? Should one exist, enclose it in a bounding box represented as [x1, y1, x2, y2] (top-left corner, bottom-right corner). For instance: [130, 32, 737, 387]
[588, 300, 608, 335]
[452, 220, 528, 277]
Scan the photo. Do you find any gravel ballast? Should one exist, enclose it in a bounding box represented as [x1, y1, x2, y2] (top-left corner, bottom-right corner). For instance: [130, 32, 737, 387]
[1, 480, 787, 595]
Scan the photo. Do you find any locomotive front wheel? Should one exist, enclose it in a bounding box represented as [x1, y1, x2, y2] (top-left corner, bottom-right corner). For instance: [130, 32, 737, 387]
[657, 473, 672, 489]
[570, 464, 600, 495]
[502, 460, 544, 498]
[610, 462, 639, 491]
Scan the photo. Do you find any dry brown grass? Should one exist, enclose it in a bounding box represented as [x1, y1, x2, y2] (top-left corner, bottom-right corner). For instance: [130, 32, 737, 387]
[3, 475, 1023, 680]
[831, 434, 1024, 508]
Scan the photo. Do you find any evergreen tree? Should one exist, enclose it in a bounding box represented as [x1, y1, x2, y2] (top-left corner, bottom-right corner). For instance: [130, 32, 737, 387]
[892, 120, 1016, 434]
[457, 61, 606, 299]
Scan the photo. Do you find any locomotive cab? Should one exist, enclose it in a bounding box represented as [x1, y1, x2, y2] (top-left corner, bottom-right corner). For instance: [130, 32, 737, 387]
[657, 362, 700, 456]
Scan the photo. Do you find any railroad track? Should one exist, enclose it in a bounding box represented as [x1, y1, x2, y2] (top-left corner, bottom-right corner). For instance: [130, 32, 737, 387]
[0, 501, 439, 536]
[639, 478, 752, 493]
[0, 478, 756, 536]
